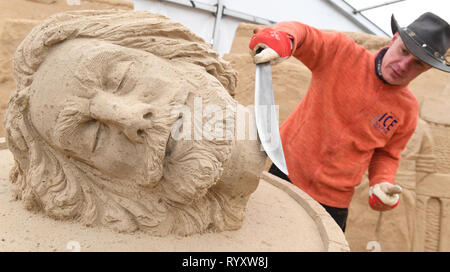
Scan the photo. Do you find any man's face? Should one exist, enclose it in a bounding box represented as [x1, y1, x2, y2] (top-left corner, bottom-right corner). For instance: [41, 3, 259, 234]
[381, 34, 432, 86]
[28, 39, 192, 186]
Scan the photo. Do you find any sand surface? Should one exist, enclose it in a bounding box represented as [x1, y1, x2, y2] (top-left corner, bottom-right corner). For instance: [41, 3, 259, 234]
[0, 148, 324, 252]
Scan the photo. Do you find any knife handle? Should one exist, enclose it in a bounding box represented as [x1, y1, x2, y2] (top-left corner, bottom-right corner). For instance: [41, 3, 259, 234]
[255, 47, 264, 54]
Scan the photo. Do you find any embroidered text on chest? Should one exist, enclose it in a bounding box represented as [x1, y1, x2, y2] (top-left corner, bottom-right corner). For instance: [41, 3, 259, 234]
[371, 112, 399, 136]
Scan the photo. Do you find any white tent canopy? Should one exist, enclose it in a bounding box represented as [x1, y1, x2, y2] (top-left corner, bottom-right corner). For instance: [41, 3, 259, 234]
[133, 0, 449, 56]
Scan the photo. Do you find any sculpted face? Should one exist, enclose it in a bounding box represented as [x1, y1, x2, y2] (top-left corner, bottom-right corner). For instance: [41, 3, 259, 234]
[6, 11, 266, 236]
[30, 38, 187, 185]
[382, 34, 431, 86]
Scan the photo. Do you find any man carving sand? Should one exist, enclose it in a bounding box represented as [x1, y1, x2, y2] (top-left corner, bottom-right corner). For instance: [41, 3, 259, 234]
[5, 10, 266, 236]
[249, 12, 450, 231]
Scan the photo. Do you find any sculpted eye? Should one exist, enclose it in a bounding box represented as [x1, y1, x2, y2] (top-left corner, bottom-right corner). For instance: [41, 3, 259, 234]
[91, 120, 101, 152]
[103, 61, 136, 94]
[86, 119, 106, 153]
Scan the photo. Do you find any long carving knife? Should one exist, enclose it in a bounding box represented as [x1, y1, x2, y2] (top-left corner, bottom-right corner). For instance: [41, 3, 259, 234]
[254, 62, 289, 175]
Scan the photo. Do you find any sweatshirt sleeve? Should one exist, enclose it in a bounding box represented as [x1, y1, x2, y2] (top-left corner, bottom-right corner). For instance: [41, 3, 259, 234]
[368, 104, 419, 186]
[273, 21, 354, 71]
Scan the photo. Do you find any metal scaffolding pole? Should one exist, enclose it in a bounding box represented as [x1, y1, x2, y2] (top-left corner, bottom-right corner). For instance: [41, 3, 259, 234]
[326, 0, 390, 36]
[160, 0, 275, 25]
[158, 0, 276, 48]
[351, 0, 407, 14]
[211, 0, 224, 50]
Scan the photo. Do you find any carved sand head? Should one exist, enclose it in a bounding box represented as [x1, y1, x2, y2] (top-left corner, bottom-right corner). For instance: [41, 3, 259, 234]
[5, 10, 265, 236]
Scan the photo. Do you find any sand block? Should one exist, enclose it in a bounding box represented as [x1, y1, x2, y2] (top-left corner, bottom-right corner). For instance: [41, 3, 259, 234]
[0, 149, 348, 251]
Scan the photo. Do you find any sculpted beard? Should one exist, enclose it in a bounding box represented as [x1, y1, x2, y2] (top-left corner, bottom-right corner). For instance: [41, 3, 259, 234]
[162, 135, 232, 205]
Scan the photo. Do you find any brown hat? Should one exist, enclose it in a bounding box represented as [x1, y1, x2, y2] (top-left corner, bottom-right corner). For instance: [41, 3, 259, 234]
[391, 12, 450, 72]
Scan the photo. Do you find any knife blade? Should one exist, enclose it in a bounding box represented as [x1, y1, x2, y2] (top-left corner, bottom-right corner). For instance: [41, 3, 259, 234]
[254, 62, 289, 175]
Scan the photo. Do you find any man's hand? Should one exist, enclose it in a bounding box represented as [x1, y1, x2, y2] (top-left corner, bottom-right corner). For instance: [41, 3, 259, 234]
[369, 182, 402, 211]
[249, 27, 293, 64]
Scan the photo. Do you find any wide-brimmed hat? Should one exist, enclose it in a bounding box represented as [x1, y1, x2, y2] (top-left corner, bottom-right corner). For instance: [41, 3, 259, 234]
[391, 12, 450, 72]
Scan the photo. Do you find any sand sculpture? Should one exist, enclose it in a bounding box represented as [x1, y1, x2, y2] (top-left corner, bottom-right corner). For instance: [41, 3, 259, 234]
[381, 117, 435, 251]
[4, 10, 267, 236]
[413, 96, 450, 251]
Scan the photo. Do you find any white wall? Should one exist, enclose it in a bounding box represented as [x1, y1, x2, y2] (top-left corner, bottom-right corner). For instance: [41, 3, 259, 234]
[133, 0, 369, 55]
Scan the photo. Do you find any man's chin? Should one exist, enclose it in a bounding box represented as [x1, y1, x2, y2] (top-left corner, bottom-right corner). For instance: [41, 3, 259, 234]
[384, 74, 405, 86]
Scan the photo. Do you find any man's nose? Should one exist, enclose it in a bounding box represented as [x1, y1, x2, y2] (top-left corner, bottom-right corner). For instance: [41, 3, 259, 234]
[398, 56, 416, 72]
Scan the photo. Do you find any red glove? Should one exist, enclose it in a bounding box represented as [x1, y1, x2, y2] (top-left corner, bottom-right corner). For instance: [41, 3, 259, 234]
[249, 27, 293, 64]
[369, 182, 402, 211]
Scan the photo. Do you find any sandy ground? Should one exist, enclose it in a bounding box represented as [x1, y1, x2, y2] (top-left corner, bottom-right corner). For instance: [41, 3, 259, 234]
[0, 148, 325, 252]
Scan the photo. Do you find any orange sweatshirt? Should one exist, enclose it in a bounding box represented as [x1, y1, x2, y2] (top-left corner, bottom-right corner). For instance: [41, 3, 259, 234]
[274, 22, 418, 208]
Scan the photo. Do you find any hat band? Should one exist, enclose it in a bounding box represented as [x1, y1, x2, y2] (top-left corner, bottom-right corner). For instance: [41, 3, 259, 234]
[404, 27, 449, 66]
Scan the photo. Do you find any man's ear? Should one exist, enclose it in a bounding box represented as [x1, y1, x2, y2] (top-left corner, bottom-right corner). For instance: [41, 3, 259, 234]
[388, 32, 399, 47]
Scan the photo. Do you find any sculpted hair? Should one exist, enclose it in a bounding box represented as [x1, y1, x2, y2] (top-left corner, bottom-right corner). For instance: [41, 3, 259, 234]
[13, 9, 236, 94]
[5, 10, 244, 235]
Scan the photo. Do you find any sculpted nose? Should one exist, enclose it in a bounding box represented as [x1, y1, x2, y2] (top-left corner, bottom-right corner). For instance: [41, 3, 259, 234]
[122, 107, 154, 144]
[89, 93, 155, 144]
